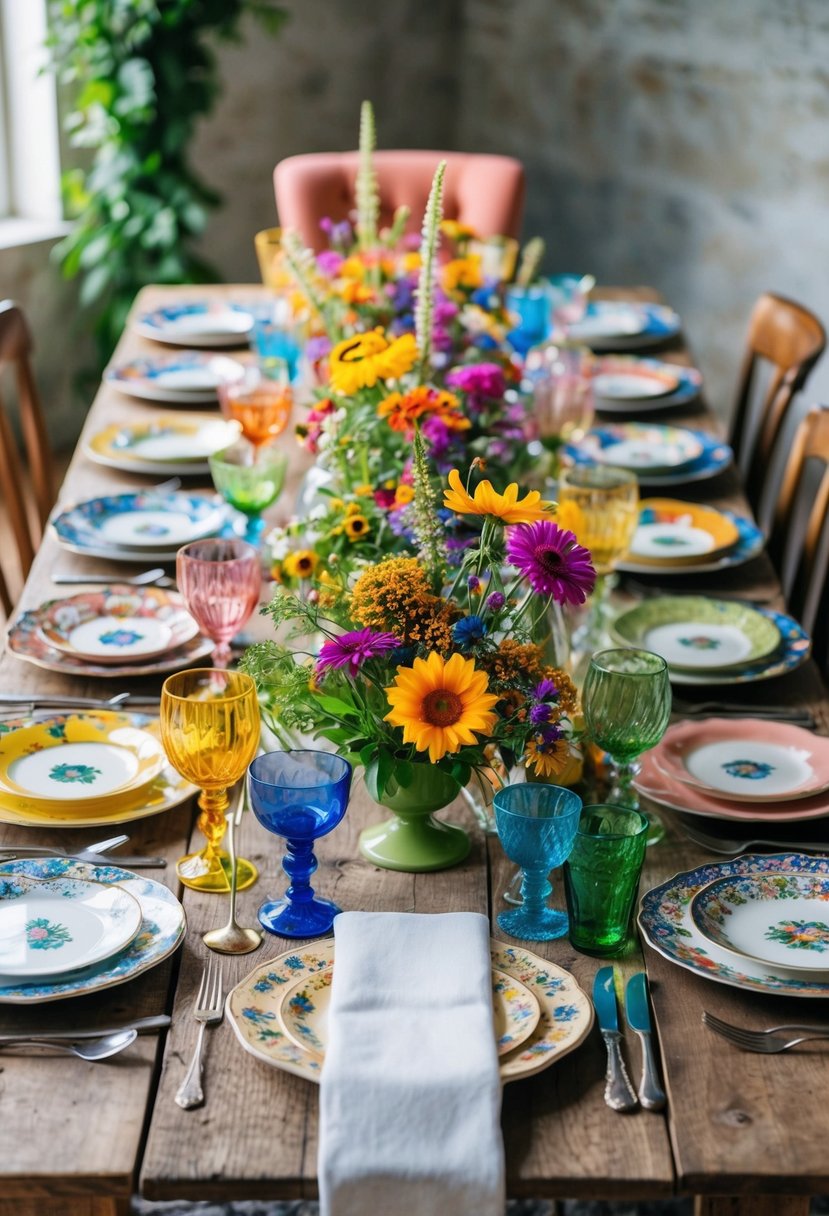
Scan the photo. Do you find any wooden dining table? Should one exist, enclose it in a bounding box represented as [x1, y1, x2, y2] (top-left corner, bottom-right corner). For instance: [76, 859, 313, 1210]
[0, 283, 826, 1216]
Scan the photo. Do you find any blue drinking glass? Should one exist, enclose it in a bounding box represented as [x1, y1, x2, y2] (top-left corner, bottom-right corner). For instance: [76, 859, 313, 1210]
[494, 783, 583, 941]
[248, 300, 304, 383]
[505, 283, 550, 355]
[248, 750, 352, 938]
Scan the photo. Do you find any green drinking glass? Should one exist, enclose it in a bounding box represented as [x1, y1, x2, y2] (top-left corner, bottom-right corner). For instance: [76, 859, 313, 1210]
[209, 440, 288, 546]
[582, 647, 671, 842]
[563, 804, 649, 956]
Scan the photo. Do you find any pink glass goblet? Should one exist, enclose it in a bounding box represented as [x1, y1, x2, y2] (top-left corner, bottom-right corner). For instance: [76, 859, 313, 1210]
[177, 539, 262, 669]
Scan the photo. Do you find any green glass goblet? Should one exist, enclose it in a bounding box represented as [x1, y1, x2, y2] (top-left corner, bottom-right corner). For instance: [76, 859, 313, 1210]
[209, 440, 288, 546]
[582, 647, 671, 843]
[563, 804, 649, 956]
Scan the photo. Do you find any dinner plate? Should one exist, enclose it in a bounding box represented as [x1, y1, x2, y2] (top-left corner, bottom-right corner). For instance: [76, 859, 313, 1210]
[0, 712, 165, 810]
[593, 358, 702, 413]
[275, 964, 541, 1062]
[654, 718, 829, 803]
[662, 608, 810, 686]
[574, 423, 703, 473]
[36, 587, 200, 664]
[625, 499, 740, 566]
[51, 492, 227, 562]
[639, 853, 829, 997]
[611, 596, 781, 671]
[568, 302, 681, 350]
[226, 939, 593, 1085]
[134, 303, 254, 348]
[690, 873, 829, 979]
[0, 874, 142, 979]
[104, 354, 247, 402]
[566, 427, 732, 486]
[635, 750, 829, 823]
[86, 418, 241, 476]
[0, 858, 185, 1003]
[618, 511, 764, 576]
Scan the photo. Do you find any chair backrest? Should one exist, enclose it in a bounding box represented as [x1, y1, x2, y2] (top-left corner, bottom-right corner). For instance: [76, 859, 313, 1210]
[0, 300, 54, 615]
[274, 150, 526, 251]
[729, 292, 826, 514]
[767, 404, 829, 666]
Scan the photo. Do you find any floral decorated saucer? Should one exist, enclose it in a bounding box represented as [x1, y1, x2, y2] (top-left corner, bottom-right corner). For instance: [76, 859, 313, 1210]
[134, 302, 254, 348]
[611, 595, 781, 671]
[576, 423, 704, 473]
[618, 509, 763, 576]
[51, 491, 227, 562]
[625, 499, 740, 566]
[86, 417, 241, 475]
[105, 353, 247, 402]
[0, 874, 142, 979]
[691, 872, 829, 979]
[567, 427, 732, 486]
[36, 587, 200, 664]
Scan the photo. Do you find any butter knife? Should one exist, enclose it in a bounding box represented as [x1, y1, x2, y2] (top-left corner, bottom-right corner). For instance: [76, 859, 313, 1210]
[625, 972, 667, 1111]
[593, 966, 638, 1112]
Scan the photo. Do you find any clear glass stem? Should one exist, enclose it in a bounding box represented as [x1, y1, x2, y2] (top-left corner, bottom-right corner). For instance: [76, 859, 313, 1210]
[607, 758, 639, 809]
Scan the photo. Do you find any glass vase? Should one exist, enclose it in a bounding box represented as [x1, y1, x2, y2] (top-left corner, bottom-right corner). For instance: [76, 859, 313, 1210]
[358, 764, 469, 872]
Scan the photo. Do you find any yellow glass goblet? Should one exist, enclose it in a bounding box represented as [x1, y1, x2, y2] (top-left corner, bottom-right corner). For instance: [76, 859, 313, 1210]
[161, 669, 260, 893]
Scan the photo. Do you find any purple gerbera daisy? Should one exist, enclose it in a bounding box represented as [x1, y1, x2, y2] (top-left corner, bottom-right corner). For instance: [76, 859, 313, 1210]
[316, 629, 401, 679]
[506, 520, 596, 606]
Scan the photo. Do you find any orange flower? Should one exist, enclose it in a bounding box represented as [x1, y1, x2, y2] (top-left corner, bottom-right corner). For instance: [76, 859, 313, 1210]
[442, 255, 483, 293]
[377, 386, 470, 434]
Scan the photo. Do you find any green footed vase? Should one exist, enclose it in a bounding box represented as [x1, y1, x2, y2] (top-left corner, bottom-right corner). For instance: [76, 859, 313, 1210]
[359, 764, 470, 873]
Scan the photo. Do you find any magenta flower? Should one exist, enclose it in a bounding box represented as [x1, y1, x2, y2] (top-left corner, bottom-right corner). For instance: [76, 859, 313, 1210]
[317, 250, 344, 277]
[506, 520, 596, 606]
[316, 629, 401, 679]
[446, 362, 506, 400]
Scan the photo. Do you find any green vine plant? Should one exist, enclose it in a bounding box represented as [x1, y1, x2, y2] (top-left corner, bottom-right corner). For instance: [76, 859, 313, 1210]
[45, 0, 287, 365]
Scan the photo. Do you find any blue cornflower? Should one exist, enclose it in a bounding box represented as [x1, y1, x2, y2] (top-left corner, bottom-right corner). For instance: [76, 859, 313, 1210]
[453, 615, 488, 649]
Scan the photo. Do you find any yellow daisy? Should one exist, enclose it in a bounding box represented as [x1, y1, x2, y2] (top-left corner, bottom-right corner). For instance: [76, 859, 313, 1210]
[329, 330, 418, 395]
[443, 468, 554, 525]
[384, 651, 499, 763]
[344, 514, 370, 541]
[525, 736, 571, 779]
[442, 255, 483, 293]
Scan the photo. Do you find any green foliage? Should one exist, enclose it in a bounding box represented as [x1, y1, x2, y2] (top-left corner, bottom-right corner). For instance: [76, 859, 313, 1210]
[45, 0, 288, 364]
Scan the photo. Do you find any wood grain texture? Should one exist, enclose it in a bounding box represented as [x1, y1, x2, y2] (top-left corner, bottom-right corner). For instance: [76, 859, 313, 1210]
[694, 1199, 810, 1216]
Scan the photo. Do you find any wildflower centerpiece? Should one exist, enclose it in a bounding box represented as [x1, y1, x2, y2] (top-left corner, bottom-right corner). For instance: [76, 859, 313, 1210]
[242, 452, 595, 872]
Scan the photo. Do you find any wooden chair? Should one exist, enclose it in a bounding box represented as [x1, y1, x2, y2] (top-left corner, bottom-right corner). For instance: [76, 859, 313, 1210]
[274, 150, 525, 251]
[767, 404, 829, 668]
[730, 292, 826, 514]
[0, 300, 54, 615]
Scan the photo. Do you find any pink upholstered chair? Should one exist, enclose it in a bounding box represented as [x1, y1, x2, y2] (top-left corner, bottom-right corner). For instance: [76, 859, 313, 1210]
[274, 150, 525, 251]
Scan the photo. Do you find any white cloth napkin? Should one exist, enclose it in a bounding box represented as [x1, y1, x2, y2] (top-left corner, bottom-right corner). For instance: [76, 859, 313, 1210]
[319, 910, 505, 1216]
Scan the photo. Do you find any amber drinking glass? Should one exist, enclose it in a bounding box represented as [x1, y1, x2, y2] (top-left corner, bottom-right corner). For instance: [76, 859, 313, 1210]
[160, 669, 260, 892]
[219, 367, 293, 457]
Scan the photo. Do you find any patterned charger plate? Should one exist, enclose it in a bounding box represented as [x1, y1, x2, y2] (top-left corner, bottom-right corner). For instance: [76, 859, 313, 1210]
[105, 353, 247, 403]
[618, 510, 764, 576]
[566, 427, 732, 486]
[86, 416, 241, 475]
[639, 852, 829, 997]
[592, 356, 702, 412]
[226, 939, 592, 1085]
[0, 857, 185, 1004]
[611, 595, 781, 671]
[567, 302, 681, 350]
[52, 491, 227, 562]
[134, 302, 254, 348]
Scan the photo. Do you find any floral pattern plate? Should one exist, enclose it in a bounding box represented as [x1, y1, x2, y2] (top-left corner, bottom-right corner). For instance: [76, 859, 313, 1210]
[226, 939, 592, 1085]
[691, 872, 829, 979]
[567, 302, 681, 350]
[638, 852, 829, 997]
[0, 874, 142, 978]
[0, 857, 185, 1003]
[618, 510, 764, 576]
[105, 354, 246, 402]
[36, 587, 200, 664]
[572, 423, 704, 472]
[52, 491, 227, 561]
[86, 417, 241, 475]
[592, 357, 702, 412]
[612, 595, 782, 671]
[659, 608, 810, 686]
[566, 427, 732, 486]
[624, 499, 740, 566]
[274, 963, 541, 1061]
[134, 302, 254, 348]
[0, 713, 195, 829]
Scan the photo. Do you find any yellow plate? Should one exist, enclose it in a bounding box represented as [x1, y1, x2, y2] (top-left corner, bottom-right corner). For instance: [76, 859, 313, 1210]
[629, 498, 740, 567]
[0, 712, 165, 812]
[0, 760, 195, 828]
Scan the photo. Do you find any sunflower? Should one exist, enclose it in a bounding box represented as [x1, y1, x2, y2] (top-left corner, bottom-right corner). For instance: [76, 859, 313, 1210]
[443, 468, 553, 525]
[344, 514, 370, 541]
[385, 651, 499, 762]
[329, 329, 418, 394]
[525, 736, 571, 778]
[442, 255, 483, 292]
[282, 550, 319, 579]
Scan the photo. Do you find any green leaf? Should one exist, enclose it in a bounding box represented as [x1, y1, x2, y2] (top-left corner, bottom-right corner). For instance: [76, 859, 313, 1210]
[317, 694, 358, 718]
[364, 749, 394, 801]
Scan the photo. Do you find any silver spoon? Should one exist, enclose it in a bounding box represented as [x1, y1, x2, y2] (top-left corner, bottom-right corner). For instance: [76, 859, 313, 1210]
[0, 1028, 138, 1060]
[204, 783, 263, 955]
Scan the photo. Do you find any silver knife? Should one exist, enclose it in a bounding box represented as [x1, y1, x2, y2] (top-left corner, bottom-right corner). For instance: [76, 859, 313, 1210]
[593, 966, 638, 1112]
[625, 972, 667, 1111]
[0, 1015, 171, 1043]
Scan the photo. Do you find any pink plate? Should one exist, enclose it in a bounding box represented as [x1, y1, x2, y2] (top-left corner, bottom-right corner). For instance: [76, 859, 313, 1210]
[653, 718, 829, 804]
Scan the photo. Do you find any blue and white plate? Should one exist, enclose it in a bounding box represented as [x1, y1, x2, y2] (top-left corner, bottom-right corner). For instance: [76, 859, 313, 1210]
[567, 425, 733, 486]
[568, 301, 681, 351]
[639, 853, 829, 998]
[666, 607, 810, 686]
[0, 858, 185, 1004]
[593, 356, 702, 413]
[135, 302, 254, 348]
[52, 492, 227, 562]
[105, 353, 247, 403]
[618, 511, 764, 575]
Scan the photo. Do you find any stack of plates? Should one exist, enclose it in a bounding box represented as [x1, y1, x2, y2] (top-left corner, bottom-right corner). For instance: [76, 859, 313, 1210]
[105, 353, 247, 404]
[0, 856, 185, 1003]
[51, 491, 228, 563]
[227, 938, 593, 1085]
[134, 302, 255, 348]
[567, 301, 681, 350]
[9, 586, 213, 678]
[617, 499, 764, 575]
[637, 717, 829, 825]
[639, 851, 829, 997]
[611, 595, 810, 685]
[0, 711, 194, 829]
[86, 417, 241, 476]
[566, 423, 732, 485]
[592, 356, 702, 412]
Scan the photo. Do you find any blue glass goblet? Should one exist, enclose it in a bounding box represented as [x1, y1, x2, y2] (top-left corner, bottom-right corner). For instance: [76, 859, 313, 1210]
[494, 784, 583, 941]
[248, 750, 352, 938]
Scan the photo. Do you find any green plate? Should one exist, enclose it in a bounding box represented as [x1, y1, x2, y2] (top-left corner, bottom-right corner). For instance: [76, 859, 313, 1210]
[611, 596, 781, 672]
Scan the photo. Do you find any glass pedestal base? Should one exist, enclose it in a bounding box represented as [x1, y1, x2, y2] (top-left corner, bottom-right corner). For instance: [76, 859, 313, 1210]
[497, 904, 569, 942]
[176, 849, 258, 893]
[258, 895, 342, 938]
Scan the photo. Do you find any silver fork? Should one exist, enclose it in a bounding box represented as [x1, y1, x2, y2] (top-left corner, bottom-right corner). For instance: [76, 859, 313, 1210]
[175, 956, 224, 1109]
[703, 1011, 829, 1052]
